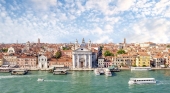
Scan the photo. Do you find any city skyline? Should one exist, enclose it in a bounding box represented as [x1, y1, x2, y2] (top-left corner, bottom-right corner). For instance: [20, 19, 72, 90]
[0, 0, 170, 43]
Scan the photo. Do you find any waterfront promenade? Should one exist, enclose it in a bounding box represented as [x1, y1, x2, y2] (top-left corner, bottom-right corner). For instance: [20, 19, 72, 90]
[119, 67, 170, 70]
[16, 67, 170, 71]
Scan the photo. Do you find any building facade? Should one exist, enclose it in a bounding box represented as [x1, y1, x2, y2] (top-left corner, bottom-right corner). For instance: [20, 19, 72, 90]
[72, 47, 92, 69]
[38, 55, 48, 69]
[3, 55, 17, 66]
[136, 53, 150, 67]
[72, 39, 93, 69]
[7, 47, 15, 54]
[17, 55, 37, 68]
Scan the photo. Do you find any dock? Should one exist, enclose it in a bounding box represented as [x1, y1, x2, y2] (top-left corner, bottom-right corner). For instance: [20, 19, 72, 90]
[0, 67, 13, 73]
[53, 69, 67, 75]
[69, 68, 94, 71]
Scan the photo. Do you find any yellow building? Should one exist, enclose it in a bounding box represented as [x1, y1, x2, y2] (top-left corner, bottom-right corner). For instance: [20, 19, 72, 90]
[136, 52, 150, 67]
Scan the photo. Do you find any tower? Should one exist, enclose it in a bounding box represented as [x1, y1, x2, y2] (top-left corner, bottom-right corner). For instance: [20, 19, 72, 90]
[80, 38, 86, 48]
[124, 38, 126, 44]
[88, 39, 91, 50]
[123, 38, 126, 49]
[82, 38, 85, 43]
[38, 38, 40, 44]
[75, 39, 79, 50]
[26, 41, 30, 50]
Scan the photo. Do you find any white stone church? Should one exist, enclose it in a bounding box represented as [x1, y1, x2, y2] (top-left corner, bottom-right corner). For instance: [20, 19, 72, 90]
[72, 38, 96, 69]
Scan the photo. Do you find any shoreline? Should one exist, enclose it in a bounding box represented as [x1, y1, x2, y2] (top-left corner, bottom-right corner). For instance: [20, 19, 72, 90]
[2, 67, 170, 71]
[119, 67, 170, 70]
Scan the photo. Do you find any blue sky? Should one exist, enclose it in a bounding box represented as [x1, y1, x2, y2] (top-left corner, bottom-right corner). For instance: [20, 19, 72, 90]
[0, 0, 170, 43]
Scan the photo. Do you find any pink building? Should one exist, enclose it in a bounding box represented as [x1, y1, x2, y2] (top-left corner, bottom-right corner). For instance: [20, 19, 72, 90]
[17, 55, 37, 68]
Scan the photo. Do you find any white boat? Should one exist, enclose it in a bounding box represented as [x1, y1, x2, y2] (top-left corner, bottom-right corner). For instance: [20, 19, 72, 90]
[94, 69, 100, 75]
[131, 67, 152, 71]
[128, 78, 156, 84]
[53, 69, 67, 75]
[99, 69, 104, 74]
[37, 78, 44, 81]
[105, 68, 112, 77]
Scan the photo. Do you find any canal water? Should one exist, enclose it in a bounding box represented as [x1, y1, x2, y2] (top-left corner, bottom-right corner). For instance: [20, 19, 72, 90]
[0, 70, 170, 93]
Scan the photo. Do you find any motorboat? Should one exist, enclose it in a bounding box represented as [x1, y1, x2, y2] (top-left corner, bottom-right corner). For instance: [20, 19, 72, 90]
[37, 78, 44, 81]
[128, 78, 156, 84]
[105, 68, 112, 77]
[131, 67, 152, 71]
[99, 69, 104, 75]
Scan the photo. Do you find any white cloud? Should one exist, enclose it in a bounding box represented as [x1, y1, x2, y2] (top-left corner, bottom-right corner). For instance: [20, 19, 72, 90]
[1, 0, 170, 44]
[117, 0, 135, 11]
[30, 0, 57, 10]
[1, 12, 6, 17]
[94, 35, 113, 43]
[128, 18, 170, 43]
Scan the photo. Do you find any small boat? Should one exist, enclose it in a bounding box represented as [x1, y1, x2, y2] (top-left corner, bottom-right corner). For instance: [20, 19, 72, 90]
[37, 78, 44, 81]
[128, 78, 156, 84]
[99, 69, 104, 75]
[105, 68, 112, 77]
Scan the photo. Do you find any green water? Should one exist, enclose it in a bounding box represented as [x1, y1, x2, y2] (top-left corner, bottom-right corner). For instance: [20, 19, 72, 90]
[0, 70, 170, 93]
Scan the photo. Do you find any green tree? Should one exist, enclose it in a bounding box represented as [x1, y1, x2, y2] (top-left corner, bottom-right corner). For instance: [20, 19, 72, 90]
[117, 49, 126, 54]
[55, 50, 62, 59]
[62, 47, 71, 50]
[104, 50, 114, 57]
[167, 45, 170, 48]
[1, 48, 8, 52]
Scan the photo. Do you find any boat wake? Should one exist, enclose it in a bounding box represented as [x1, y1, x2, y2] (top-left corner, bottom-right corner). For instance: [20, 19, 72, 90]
[0, 75, 44, 79]
[43, 80, 69, 83]
[156, 80, 170, 85]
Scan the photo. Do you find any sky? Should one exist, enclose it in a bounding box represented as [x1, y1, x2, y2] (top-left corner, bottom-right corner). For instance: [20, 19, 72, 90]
[0, 0, 170, 44]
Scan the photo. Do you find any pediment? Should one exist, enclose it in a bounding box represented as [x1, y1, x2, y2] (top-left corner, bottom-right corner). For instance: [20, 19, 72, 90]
[74, 47, 90, 52]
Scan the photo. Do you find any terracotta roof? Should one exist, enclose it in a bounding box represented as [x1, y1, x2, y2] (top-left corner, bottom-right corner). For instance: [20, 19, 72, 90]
[0, 54, 2, 59]
[153, 55, 162, 58]
[137, 52, 149, 56]
[18, 54, 36, 58]
[62, 50, 72, 52]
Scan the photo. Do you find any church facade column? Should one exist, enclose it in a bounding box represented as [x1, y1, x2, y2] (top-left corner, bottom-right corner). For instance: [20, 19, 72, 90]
[85, 54, 87, 68]
[89, 54, 92, 68]
[72, 54, 75, 69]
[77, 54, 79, 68]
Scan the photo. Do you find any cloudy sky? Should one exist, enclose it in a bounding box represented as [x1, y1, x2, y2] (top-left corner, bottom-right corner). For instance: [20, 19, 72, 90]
[0, 0, 170, 43]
